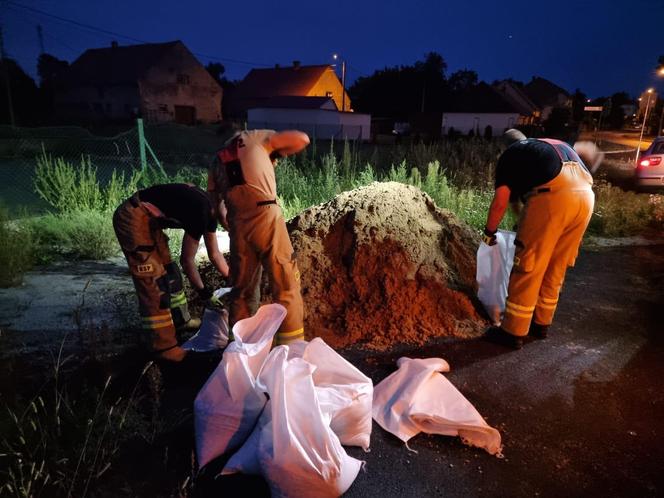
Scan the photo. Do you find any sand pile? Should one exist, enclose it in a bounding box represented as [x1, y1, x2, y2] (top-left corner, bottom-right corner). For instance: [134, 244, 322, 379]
[288, 182, 487, 351]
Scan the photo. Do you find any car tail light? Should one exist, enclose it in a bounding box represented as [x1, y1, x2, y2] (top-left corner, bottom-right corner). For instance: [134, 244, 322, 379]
[640, 157, 662, 167]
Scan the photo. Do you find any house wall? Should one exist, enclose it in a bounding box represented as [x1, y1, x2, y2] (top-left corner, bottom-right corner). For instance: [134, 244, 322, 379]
[140, 44, 222, 124]
[441, 113, 521, 136]
[55, 85, 141, 122]
[306, 67, 352, 112]
[248, 108, 371, 140]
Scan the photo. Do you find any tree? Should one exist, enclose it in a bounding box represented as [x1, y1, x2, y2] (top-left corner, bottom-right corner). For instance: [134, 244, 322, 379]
[37, 53, 69, 121]
[448, 69, 478, 93]
[348, 52, 449, 119]
[205, 62, 226, 85]
[570, 88, 587, 123]
[0, 58, 40, 125]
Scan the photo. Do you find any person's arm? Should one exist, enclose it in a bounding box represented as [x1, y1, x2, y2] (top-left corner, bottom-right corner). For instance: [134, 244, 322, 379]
[202, 231, 230, 278]
[266, 131, 310, 158]
[217, 199, 229, 231]
[483, 185, 511, 243]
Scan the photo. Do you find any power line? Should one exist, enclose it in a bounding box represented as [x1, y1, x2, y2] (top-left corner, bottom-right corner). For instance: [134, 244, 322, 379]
[5, 0, 273, 68]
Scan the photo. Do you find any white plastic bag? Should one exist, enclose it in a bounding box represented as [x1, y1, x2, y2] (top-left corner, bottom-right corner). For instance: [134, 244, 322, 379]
[193, 304, 286, 469]
[182, 308, 229, 352]
[224, 346, 363, 498]
[476, 230, 516, 325]
[372, 357, 502, 456]
[298, 338, 373, 450]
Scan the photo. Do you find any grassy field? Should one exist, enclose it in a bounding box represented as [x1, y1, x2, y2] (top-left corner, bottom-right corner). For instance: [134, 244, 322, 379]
[1, 139, 663, 288]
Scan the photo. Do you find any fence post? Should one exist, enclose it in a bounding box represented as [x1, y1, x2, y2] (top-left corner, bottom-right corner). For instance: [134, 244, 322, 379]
[137, 118, 147, 171]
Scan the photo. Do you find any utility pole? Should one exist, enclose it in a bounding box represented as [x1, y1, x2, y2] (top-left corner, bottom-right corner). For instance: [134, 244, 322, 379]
[635, 89, 653, 162]
[341, 59, 346, 112]
[0, 25, 16, 127]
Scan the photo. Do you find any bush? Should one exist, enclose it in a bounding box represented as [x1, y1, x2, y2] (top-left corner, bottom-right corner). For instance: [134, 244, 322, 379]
[0, 207, 34, 287]
[589, 182, 663, 237]
[34, 149, 140, 214]
[27, 211, 118, 262]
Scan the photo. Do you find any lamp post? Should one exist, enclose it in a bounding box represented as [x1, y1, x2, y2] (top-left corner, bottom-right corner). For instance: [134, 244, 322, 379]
[635, 88, 654, 162]
[657, 67, 664, 136]
[332, 53, 346, 112]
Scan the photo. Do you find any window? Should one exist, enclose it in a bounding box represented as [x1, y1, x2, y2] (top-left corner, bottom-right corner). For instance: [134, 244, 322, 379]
[158, 104, 169, 113]
[177, 73, 190, 85]
[325, 91, 333, 98]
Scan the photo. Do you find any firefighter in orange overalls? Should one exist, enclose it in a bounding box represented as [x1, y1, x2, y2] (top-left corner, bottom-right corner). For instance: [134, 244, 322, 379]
[113, 184, 229, 362]
[483, 129, 598, 349]
[208, 129, 309, 345]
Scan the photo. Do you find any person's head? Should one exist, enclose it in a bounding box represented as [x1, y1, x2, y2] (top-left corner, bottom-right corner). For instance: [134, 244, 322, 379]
[573, 141, 604, 174]
[502, 128, 527, 147]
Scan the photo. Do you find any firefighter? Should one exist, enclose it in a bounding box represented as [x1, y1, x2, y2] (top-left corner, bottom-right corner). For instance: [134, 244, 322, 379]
[113, 183, 230, 362]
[483, 129, 598, 349]
[208, 129, 309, 345]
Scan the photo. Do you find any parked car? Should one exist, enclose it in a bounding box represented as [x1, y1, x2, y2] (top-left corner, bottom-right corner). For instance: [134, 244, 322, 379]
[635, 136, 664, 189]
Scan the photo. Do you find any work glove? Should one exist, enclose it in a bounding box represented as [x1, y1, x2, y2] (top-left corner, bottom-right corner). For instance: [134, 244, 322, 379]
[482, 227, 497, 246]
[197, 286, 223, 309]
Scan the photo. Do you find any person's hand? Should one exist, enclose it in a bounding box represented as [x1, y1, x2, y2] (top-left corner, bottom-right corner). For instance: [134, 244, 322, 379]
[197, 286, 223, 309]
[482, 227, 497, 246]
[207, 294, 223, 309]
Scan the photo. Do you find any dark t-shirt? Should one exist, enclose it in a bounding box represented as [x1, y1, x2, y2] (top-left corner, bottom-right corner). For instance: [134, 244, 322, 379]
[495, 138, 565, 201]
[138, 184, 216, 240]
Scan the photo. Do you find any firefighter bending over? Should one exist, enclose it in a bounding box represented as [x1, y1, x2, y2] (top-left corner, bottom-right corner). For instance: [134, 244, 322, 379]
[209, 129, 310, 345]
[483, 129, 601, 349]
[113, 183, 229, 362]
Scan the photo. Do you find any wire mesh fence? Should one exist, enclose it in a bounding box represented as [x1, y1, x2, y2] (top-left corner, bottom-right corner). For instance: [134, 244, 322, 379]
[0, 121, 225, 217]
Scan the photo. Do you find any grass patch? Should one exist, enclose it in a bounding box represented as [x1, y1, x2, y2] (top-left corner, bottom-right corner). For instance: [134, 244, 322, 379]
[0, 206, 34, 287]
[589, 181, 664, 237]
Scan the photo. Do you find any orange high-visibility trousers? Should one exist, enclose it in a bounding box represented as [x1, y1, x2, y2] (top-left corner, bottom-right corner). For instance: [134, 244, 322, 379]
[501, 162, 594, 337]
[227, 203, 304, 345]
[113, 196, 191, 352]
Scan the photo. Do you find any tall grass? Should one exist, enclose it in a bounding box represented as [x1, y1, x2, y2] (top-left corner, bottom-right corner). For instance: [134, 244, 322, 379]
[0, 206, 34, 287]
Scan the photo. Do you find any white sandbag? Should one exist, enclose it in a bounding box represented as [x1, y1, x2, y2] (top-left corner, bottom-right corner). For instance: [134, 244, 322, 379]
[300, 338, 373, 450]
[194, 304, 286, 469]
[476, 230, 516, 325]
[182, 308, 229, 352]
[372, 357, 502, 456]
[224, 346, 363, 498]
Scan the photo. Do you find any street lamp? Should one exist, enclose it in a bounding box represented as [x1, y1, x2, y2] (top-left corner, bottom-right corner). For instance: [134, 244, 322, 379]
[332, 53, 347, 112]
[635, 88, 654, 162]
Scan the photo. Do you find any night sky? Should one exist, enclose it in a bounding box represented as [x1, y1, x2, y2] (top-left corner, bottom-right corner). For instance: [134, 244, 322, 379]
[3, 0, 664, 98]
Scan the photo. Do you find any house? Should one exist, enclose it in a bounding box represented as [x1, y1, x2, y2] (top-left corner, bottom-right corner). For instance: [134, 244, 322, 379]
[493, 80, 540, 124]
[228, 62, 351, 118]
[521, 77, 571, 122]
[55, 40, 222, 124]
[441, 83, 523, 137]
[247, 96, 371, 141]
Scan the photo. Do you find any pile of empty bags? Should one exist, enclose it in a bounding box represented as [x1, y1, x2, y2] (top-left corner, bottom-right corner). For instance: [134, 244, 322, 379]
[193, 303, 503, 498]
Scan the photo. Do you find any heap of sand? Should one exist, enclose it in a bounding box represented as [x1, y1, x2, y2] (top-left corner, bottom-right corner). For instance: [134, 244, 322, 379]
[287, 182, 486, 351]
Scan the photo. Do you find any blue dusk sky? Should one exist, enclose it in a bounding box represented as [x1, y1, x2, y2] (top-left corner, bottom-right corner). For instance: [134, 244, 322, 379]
[3, 0, 664, 98]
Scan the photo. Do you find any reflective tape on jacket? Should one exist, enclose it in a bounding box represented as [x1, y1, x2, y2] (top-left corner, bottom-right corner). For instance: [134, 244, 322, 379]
[278, 328, 304, 340]
[170, 291, 187, 307]
[141, 314, 174, 330]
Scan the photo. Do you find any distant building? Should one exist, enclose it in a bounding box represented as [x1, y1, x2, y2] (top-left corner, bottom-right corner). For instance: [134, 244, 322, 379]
[493, 80, 540, 124]
[56, 40, 222, 124]
[441, 83, 522, 137]
[247, 96, 370, 141]
[521, 77, 571, 122]
[228, 62, 351, 118]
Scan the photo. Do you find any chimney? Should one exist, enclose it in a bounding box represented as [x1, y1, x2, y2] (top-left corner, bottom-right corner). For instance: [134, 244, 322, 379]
[293, 60, 301, 69]
[111, 41, 119, 49]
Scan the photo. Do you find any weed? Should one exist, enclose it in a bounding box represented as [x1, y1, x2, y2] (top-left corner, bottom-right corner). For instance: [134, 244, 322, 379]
[0, 206, 34, 287]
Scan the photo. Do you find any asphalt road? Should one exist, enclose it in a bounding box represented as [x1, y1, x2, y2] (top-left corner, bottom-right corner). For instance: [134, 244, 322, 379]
[196, 243, 664, 498]
[2, 243, 662, 497]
